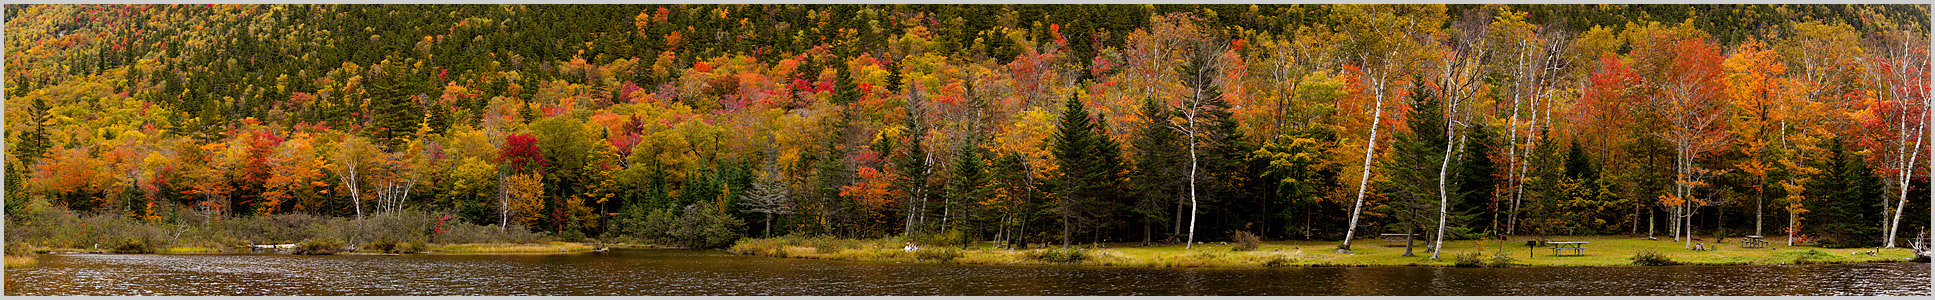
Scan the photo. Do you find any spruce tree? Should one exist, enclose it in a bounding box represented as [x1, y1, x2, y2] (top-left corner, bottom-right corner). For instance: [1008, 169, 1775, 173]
[1049, 94, 1121, 247]
[1810, 138, 1884, 248]
[1130, 97, 1183, 245]
[367, 56, 427, 146]
[943, 134, 991, 234]
[1452, 124, 1500, 238]
[1091, 112, 1128, 244]
[1376, 82, 1446, 257]
[741, 156, 793, 238]
[895, 85, 932, 235]
[1564, 140, 1597, 181]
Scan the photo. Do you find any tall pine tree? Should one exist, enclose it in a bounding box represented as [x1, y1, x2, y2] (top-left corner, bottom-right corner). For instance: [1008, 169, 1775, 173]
[1049, 94, 1124, 247]
[1809, 138, 1884, 248]
[1130, 97, 1183, 245]
[1452, 123, 1500, 238]
[1376, 81, 1445, 257]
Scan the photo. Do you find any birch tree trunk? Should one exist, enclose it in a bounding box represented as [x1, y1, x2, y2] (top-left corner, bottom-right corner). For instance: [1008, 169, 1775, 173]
[1340, 78, 1385, 252]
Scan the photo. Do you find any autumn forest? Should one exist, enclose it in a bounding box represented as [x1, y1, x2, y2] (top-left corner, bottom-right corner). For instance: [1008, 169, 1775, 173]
[4, 4, 1931, 254]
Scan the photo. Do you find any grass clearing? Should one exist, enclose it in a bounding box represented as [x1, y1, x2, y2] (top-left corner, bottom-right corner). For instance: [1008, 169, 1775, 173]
[731, 235, 1920, 268]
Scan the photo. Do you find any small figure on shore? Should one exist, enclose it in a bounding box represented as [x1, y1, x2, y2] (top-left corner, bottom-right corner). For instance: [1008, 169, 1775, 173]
[903, 242, 918, 252]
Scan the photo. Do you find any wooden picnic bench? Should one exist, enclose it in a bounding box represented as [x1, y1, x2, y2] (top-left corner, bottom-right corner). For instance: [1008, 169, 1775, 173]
[1381, 234, 1412, 247]
[1742, 235, 1768, 249]
[1549, 241, 1589, 256]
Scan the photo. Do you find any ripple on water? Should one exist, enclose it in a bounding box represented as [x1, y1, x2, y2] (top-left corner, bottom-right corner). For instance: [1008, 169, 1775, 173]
[6, 251, 1928, 296]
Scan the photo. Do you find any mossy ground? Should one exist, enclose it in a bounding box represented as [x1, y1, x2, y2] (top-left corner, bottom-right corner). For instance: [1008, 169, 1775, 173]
[732, 235, 1919, 268]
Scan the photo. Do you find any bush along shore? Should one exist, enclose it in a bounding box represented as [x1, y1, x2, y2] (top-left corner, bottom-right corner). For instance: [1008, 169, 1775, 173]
[3, 204, 618, 256]
[730, 234, 1922, 268]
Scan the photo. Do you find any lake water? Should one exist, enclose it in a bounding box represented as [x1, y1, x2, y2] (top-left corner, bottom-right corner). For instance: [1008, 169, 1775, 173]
[5, 249, 1929, 295]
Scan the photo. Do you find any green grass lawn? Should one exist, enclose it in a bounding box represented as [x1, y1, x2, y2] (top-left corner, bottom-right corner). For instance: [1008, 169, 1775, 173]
[732, 235, 1920, 268]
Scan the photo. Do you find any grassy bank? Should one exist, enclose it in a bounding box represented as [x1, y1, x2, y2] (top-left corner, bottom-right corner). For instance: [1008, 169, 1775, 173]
[156, 246, 223, 254]
[6, 205, 582, 256]
[730, 235, 1920, 268]
[4, 255, 37, 268]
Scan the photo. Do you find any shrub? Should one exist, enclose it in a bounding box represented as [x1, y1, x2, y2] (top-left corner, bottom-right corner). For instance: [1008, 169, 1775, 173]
[554, 230, 586, 242]
[1230, 231, 1261, 252]
[1778, 249, 1836, 264]
[813, 237, 859, 253]
[1261, 254, 1297, 267]
[608, 207, 682, 244]
[1453, 252, 1485, 267]
[295, 238, 345, 255]
[671, 204, 746, 249]
[914, 247, 964, 263]
[1631, 249, 1678, 266]
[1031, 247, 1090, 263]
[909, 229, 972, 248]
[362, 238, 422, 254]
[112, 238, 153, 254]
[359, 210, 438, 246]
[1488, 252, 1516, 267]
[223, 213, 329, 244]
[436, 222, 547, 244]
[396, 242, 424, 253]
[366, 238, 400, 253]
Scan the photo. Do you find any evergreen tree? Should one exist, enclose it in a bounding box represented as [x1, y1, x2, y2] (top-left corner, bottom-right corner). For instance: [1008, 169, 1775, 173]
[741, 155, 793, 238]
[1451, 123, 1500, 238]
[1091, 112, 1129, 243]
[367, 56, 427, 146]
[943, 134, 992, 234]
[1130, 97, 1183, 245]
[1522, 129, 1564, 240]
[895, 85, 933, 235]
[1809, 138, 1884, 248]
[1048, 94, 1122, 247]
[1564, 139, 1597, 181]
[1375, 81, 1445, 256]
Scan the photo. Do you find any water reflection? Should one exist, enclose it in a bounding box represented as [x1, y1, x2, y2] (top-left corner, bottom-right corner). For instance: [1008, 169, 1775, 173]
[5, 249, 1928, 296]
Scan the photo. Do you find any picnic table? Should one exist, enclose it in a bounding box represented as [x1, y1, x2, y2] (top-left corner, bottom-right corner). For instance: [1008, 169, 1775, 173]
[1380, 234, 1412, 247]
[1549, 241, 1589, 256]
[1742, 235, 1768, 249]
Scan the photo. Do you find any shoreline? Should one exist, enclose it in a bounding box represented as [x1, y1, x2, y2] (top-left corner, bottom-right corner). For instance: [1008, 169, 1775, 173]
[729, 235, 1921, 268]
[16, 242, 640, 256]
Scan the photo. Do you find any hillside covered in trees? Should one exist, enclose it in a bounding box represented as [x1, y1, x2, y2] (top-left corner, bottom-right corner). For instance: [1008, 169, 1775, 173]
[5, 4, 1929, 251]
